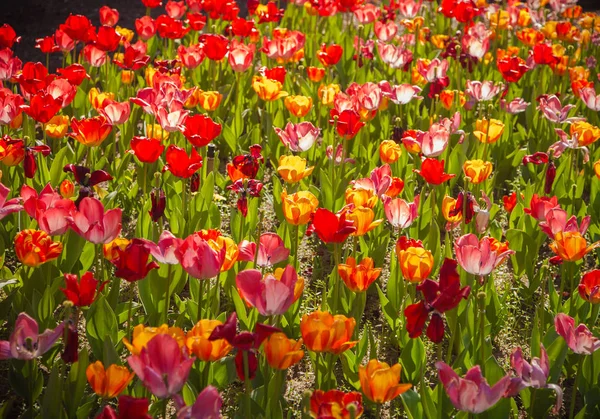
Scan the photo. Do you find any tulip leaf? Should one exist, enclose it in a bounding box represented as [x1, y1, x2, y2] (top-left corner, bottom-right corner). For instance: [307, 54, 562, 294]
[400, 389, 424, 419]
[42, 362, 64, 419]
[86, 296, 118, 358]
[400, 337, 425, 383]
[65, 349, 89, 419]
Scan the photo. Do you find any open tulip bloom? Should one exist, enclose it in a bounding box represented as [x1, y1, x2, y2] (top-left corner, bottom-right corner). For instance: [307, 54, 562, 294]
[2, 0, 600, 417]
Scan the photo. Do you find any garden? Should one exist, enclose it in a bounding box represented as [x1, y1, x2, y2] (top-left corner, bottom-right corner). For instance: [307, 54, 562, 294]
[0, 0, 599, 417]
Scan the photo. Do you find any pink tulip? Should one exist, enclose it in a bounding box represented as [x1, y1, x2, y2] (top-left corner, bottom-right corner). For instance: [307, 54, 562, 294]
[238, 233, 290, 267]
[174, 385, 222, 419]
[177, 44, 205, 69]
[505, 345, 563, 414]
[352, 164, 393, 198]
[147, 230, 182, 265]
[21, 183, 75, 235]
[46, 78, 77, 108]
[454, 234, 514, 277]
[538, 95, 583, 124]
[236, 265, 298, 316]
[501, 98, 529, 114]
[377, 42, 412, 69]
[0, 183, 23, 221]
[473, 191, 492, 234]
[579, 87, 600, 111]
[274, 121, 319, 152]
[127, 334, 195, 398]
[353, 3, 380, 24]
[523, 194, 559, 221]
[101, 101, 131, 125]
[229, 40, 255, 72]
[154, 106, 188, 133]
[383, 195, 419, 229]
[374, 20, 398, 42]
[70, 197, 122, 244]
[549, 128, 590, 163]
[417, 58, 449, 83]
[175, 232, 225, 279]
[465, 80, 503, 102]
[356, 82, 382, 111]
[539, 208, 590, 238]
[554, 313, 600, 355]
[387, 84, 422, 105]
[398, 0, 422, 18]
[421, 123, 450, 157]
[436, 362, 511, 414]
[0, 313, 64, 360]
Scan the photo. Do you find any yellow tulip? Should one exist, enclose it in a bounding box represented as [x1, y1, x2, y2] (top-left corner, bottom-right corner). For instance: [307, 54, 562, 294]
[277, 155, 314, 184]
[463, 160, 493, 183]
[281, 190, 319, 225]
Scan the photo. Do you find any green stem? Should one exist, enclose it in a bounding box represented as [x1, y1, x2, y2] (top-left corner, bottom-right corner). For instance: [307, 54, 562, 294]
[127, 285, 135, 339]
[198, 279, 206, 322]
[294, 225, 300, 271]
[568, 356, 584, 419]
[164, 264, 172, 325]
[242, 351, 252, 418]
[479, 280, 486, 372]
[331, 243, 342, 314]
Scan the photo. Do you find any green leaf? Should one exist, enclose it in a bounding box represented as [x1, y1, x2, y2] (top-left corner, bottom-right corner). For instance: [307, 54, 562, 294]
[66, 349, 89, 419]
[86, 296, 118, 358]
[42, 363, 64, 419]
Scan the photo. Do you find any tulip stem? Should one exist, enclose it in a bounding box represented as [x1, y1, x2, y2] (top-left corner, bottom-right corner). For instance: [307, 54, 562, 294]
[127, 285, 135, 340]
[181, 179, 188, 233]
[242, 350, 252, 418]
[568, 356, 583, 419]
[293, 225, 300, 271]
[478, 281, 486, 373]
[331, 243, 341, 314]
[198, 279, 206, 322]
[162, 399, 168, 419]
[164, 264, 172, 325]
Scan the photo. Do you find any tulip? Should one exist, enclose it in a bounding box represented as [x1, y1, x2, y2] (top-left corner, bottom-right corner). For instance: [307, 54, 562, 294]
[549, 231, 600, 262]
[281, 190, 319, 226]
[163, 145, 203, 178]
[123, 324, 186, 355]
[523, 194, 559, 221]
[442, 195, 462, 228]
[236, 265, 298, 316]
[360, 361, 413, 405]
[436, 362, 511, 413]
[129, 136, 164, 163]
[497, 56, 528, 83]
[383, 195, 419, 229]
[578, 270, 600, 304]
[554, 313, 600, 355]
[413, 158, 455, 185]
[594, 160, 600, 179]
[274, 121, 319, 152]
[505, 345, 563, 414]
[252, 76, 288, 101]
[145, 230, 181, 265]
[111, 239, 159, 282]
[345, 187, 378, 209]
[176, 232, 226, 279]
[238, 232, 290, 267]
[262, 332, 304, 370]
[398, 245, 434, 283]
[465, 80, 503, 102]
[227, 145, 263, 182]
[310, 390, 364, 418]
[463, 160, 493, 183]
[44, 115, 70, 139]
[69, 116, 112, 147]
[570, 121, 600, 147]
[538, 95, 581, 124]
[473, 118, 505, 144]
[310, 208, 356, 243]
[317, 43, 343, 66]
[182, 114, 222, 148]
[338, 257, 381, 292]
[579, 87, 600, 112]
[14, 229, 63, 267]
[306, 66, 325, 82]
[300, 311, 357, 354]
[61, 272, 107, 307]
[454, 234, 514, 277]
[70, 197, 122, 244]
[196, 90, 223, 111]
[174, 386, 222, 419]
[127, 334, 195, 398]
[277, 155, 314, 184]
[21, 92, 62, 124]
[0, 313, 64, 360]
[318, 83, 340, 106]
[330, 109, 365, 140]
[284, 95, 313, 118]
[0, 183, 23, 221]
[186, 319, 232, 361]
[86, 361, 134, 399]
[379, 139, 402, 164]
[346, 206, 383, 236]
[97, 396, 151, 419]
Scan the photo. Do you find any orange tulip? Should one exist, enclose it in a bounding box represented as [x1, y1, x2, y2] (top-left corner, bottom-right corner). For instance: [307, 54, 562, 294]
[14, 229, 63, 267]
[70, 116, 112, 147]
[317, 83, 340, 106]
[197, 90, 223, 111]
[345, 187, 378, 209]
[277, 155, 314, 184]
[338, 257, 381, 292]
[252, 76, 288, 101]
[86, 361, 134, 399]
[281, 190, 319, 225]
[59, 179, 75, 199]
[594, 160, 600, 179]
[262, 332, 304, 370]
[347, 206, 383, 236]
[186, 319, 232, 361]
[300, 311, 357, 354]
[103, 237, 131, 262]
[123, 324, 186, 355]
[398, 246, 434, 283]
[549, 231, 600, 262]
[379, 139, 402, 164]
[306, 66, 325, 82]
[0, 138, 25, 166]
[439, 89, 465, 110]
[44, 115, 70, 139]
[121, 70, 134, 84]
[430, 34, 450, 49]
[473, 118, 504, 144]
[359, 360, 412, 403]
[385, 177, 404, 198]
[285, 95, 313, 118]
[463, 160, 493, 184]
[570, 121, 600, 147]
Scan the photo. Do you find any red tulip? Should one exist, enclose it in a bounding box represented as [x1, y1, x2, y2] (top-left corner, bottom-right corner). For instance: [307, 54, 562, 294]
[129, 136, 164, 163]
[111, 239, 160, 282]
[114, 42, 150, 71]
[226, 145, 263, 182]
[0, 24, 20, 49]
[94, 26, 122, 52]
[35, 36, 60, 54]
[532, 43, 559, 66]
[20, 92, 62, 124]
[522, 152, 549, 165]
[200, 34, 229, 61]
[59, 15, 96, 43]
[317, 43, 343, 66]
[330, 109, 365, 140]
[502, 192, 518, 213]
[523, 194, 558, 221]
[187, 13, 207, 31]
[163, 145, 203, 178]
[156, 15, 190, 39]
[57, 64, 89, 86]
[61, 272, 107, 307]
[310, 207, 357, 243]
[413, 158, 455, 185]
[497, 56, 529, 83]
[182, 114, 222, 147]
[260, 66, 286, 84]
[16, 62, 53, 95]
[99, 6, 120, 27]
[134, 16, 157, 41]
[97, 396, 151, 419]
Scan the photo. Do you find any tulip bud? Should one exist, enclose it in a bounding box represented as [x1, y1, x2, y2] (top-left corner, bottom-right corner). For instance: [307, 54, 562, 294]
[190, 173, 200, 193]
[60, 179, 75, 198]
[149, 188, 166, 222]
[61, 322, 79, 364]
[24, 151, 36, 179]
[545, 161, 556, 194]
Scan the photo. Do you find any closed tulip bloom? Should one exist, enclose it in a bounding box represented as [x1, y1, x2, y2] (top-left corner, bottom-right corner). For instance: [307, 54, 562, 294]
[284, 95, 313, 117]
[274, 121, 319, 152]
[86, 361, 134, 399]
[277, 155, 314, 184]
[163, 145, 202, 178]
[463, 160, 493, 183]
[379, 139, 402, 163]
[228, 40, 255, 72]
[383, 195, 419, 229]
[70, 116, 112, 147]
[338, 256, 381, 292]
[549, 231, 600, 262]
[281, 190, 319, 225]
[14, 229, 63, 267]
[306, 66, 325, 82]
[579, 270, 600, 304]
[186, 320, 232, 361]
[346, 206, 383, 236]
[398, 246, 434, 283]
[359, 360, 412, 403]
[236, 265, 298, 316]
[473, 118, 505, 143]
[554, 313, 600, 355]
[318, 83, 340, 106]
[44, 115, 70, 139]
[262, 332, 304, 370]
[196, 90, 223, 111]
[436, 362, 511, 413]
[129, 136, 164, 163]
[300, 311, 357, 354]
[175, 232, 225, 279]
[345, 187, 378, 209]
[71, 197, 122, 244]
[442, 196, 462, 224]
[127, 334, 195, 398]
[123, 324, 186, 355]
[59, 179, 75, 199]
[252, 76, 288, 101]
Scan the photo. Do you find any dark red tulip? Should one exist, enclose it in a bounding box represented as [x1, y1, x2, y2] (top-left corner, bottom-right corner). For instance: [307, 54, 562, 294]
[226, 145, 263, 182]
[545, 161, 556, 194]
[61, 272, 107, 307]
[61, 322, 79, 364]
[522, 152, 549, 165]
[413, 158, 455, 185]
[227, 179, 263, 217]
[24, 145, 51, 179]
[449, 191, 475, 224]
[97, 396, 152, 419]
[111, 239, 159, 282]
[149, 188, 166, 222]
[190, 173, 200, 193]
